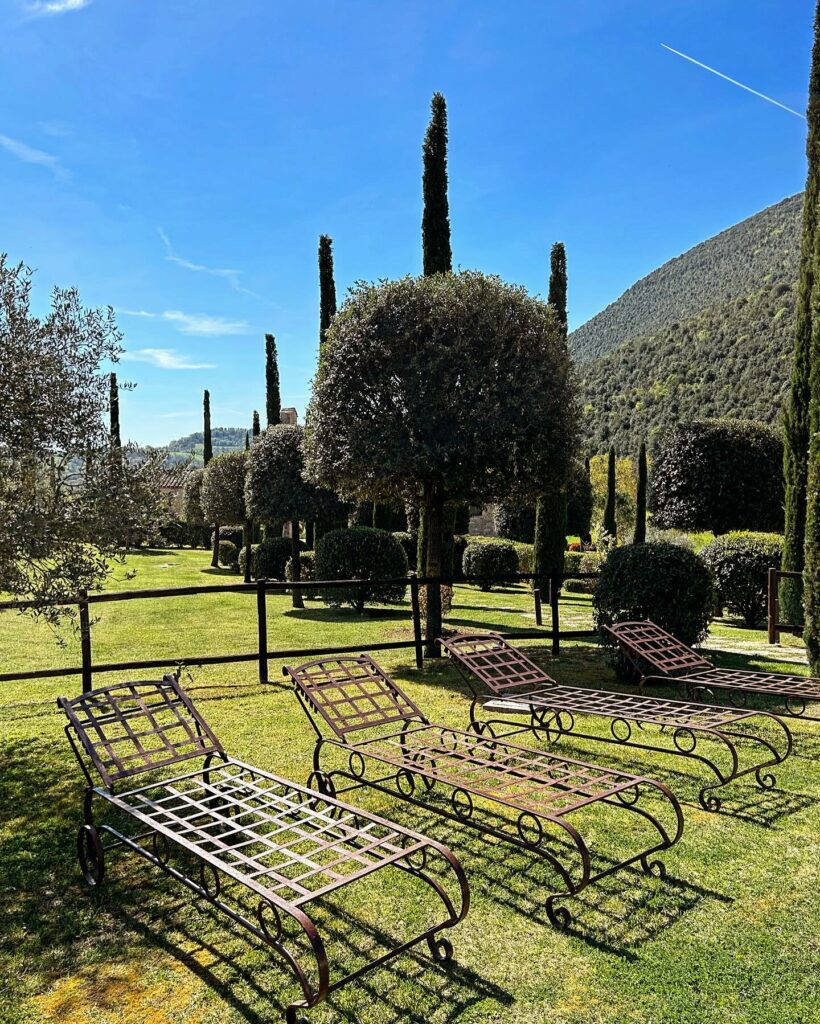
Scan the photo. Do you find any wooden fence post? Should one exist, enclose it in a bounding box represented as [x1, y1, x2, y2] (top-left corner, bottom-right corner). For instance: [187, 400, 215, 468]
[409, 572, 424, 669]
[257, 578, 269, 683]
[768, 567, 779, 646]
[550, 571, 560, 656]
[533, 587, 543, 626]
[79, 589, 93, 693]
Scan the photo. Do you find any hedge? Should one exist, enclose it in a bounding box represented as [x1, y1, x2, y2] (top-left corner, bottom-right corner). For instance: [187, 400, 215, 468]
[700, 532, 783, 628]
[462, 540, 519, 590]
[315, 527, 408, 611]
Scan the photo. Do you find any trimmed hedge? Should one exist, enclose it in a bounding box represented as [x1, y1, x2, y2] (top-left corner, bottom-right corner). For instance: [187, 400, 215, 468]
[211, 526, 244, 552]
[315, 527, 408, 611]
[217, 540, 238, 568]
[238, 543, 259, 579]
[463, 540, 519, 590]
[700, 532, 783, 627]
[594, 541, 713, 675]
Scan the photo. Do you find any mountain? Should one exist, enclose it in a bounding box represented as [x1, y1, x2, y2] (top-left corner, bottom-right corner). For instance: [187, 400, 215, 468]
[573, 194, 803, 454]
[166, 427, 248, 465]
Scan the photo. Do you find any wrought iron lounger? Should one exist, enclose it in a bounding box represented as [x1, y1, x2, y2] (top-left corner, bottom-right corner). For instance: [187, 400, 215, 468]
[59, 676, 469, 1024]
[604, 619, 820, 722]
[283, 655, 684, 929]
[439, 632, 792, 812]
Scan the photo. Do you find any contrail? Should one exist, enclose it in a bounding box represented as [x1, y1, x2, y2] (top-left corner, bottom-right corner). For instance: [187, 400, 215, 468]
[661, 43, 804, 119]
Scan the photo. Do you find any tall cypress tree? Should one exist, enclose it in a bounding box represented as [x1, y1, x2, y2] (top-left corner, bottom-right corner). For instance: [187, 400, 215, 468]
[252, 410, 260, 438]
[784, 4, 820, 627]
[633, 441, 647, 544]
[603, 446, 617, 540]
[265, 334, 281, 427]
[109, 372, 121, 449]
[245, 431, 250, 451]
[204, 389, 219, 567]
[534, 242, 569, 579]
[318, 235, 337, 350]
[804, 1, 820, 672]
[422, 92, 452, 276]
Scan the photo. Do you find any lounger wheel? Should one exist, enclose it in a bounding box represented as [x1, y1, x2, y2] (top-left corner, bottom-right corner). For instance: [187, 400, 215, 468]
[426, 933, 453, 964]
[77, 823, 105, 887]
[545, 897, 572, 930]
[640, 855, 666, 880]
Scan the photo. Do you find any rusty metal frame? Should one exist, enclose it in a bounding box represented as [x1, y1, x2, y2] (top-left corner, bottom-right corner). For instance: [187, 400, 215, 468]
[605, 620, 820, 723]
[59, 677, 469, 1024]
[284, 655, 684, 930]
[439, 632, 793, 812]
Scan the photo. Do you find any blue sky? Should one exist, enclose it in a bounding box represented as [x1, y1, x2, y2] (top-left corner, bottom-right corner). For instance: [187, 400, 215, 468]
[0, 0, 812, 445]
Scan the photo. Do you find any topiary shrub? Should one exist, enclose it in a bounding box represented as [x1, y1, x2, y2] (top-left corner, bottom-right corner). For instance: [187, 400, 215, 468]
[315, 527, 408, 611]
[594, 542, 713, 674]
[286, 552, 318, 599]
[700, 533, 783, 628]
[463, 540, 519, 590]
[212, 526, 244, 552]
[218, 540, 238, 568]
[238, 543, 259, 579]
[392, 531, 417, 570]
[494, 503, 536, 543]
[253, 536, 296, 580]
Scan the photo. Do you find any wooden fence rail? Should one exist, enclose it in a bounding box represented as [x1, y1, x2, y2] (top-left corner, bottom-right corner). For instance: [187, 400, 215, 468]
[0, 570, 599, 693]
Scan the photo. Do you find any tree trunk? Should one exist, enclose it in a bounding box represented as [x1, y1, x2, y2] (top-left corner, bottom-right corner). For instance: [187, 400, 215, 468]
[211, 522, 220, 567]
[243, 519, 253, 583]
[305, 520, 315, 550]
[423, 479, 445, 655]
[290, 520, 304, 609]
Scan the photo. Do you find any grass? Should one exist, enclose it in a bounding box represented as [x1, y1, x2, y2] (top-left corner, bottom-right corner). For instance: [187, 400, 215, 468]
[1, 548, 819, 1024]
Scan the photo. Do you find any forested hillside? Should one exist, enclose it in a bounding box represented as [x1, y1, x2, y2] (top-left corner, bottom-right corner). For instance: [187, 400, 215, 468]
[570, 194, 801, 363]
[166, 427, 247, 464]
[578, 280, 795, 453]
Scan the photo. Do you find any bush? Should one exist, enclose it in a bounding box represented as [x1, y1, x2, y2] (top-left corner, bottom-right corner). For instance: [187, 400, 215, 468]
[494, 503, 535, 543]
[238, 543, 259, 579]
[511, 541, 534, 575]
[218, 540, 238, 568]
[392, 531, 417, 570]
[594, 542, 714, 674]
[649, 419, 784, 535]
[253, 536, 296, 580]
[700, 533, 783, 627]
[563, 550, 602, 594]
[286, 552, 318, 599]
[463, 540, 519, 590]
[315, 527, 408, 611]
[211, 526, 244, 551]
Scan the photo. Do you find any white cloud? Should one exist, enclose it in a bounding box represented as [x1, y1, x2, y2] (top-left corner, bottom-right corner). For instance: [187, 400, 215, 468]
[157, 227, 262, 299]
[123, 348, 216, 370]
[39, 120, 73, 137]
[27, 0, 91, 15]
[118, 308, 248, 336]
[0, 133, 63, 177]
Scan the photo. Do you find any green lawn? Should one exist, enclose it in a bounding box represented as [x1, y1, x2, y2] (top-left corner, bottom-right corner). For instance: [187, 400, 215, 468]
[1, 549, 819, 1024]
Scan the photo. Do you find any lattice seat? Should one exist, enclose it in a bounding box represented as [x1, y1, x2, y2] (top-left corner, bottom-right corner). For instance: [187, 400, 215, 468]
[439, 632, 792, 811]
[605, 620, 820, 722]
[284, 655, 684, 929]
[59, 678, 468, 1024]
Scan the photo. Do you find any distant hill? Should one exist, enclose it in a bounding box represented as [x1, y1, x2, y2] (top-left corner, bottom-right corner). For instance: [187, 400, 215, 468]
[570, 194, 801, 363]
[573, 194, 803, 453]
[166, 427, 247, 465]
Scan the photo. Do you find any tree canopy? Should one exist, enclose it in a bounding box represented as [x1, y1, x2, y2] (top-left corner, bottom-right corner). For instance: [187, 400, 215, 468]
[201, 451, 248, 525]
[246, 424, 341, 524]
[305, 271, 578, 505]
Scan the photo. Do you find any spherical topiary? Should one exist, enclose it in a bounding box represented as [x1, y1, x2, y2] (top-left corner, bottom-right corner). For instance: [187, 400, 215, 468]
[211, 526, 244, 551]
[315, 527, 408, 611]
[238, 543, 259, 579]
[594, 542, 714, 672]
[700, 533, 783, 628]
[462, 540, 519, 590]
[217, 540, 238, 568]
[253, 536, 297, 580]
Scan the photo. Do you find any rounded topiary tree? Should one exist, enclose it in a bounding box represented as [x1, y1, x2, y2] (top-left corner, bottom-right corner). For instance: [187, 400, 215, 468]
[200, 451, 251, 579]
[594, 542, 714, 674]
[315, 527, 408, 611]
[305, 271, 578, 651]
[246, 424, 342, 607]
[700, 533, 783, 628]
[649, 420, 784, 535]
[462, 540, 519, 591]
[494, 503, 536, 544]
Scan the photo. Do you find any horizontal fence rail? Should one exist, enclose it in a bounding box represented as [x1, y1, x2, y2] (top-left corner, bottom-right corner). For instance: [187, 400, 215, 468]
[0, 569, 600, 693]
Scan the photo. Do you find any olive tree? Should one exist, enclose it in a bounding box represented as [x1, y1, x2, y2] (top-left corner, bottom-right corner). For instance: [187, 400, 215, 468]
[305, 271, 579, 649]
[246, 425, 342, 607]
[201, 451, 252, 581]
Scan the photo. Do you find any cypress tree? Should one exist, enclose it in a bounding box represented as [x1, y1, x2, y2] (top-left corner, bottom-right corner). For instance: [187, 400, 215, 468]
[109, 372, 121, 449]
[534, 242, 569, 578]
[204, 389, 219, 567]
[318, 235, 337, 350]
[633, 441, 647, 544]
[603, 446, 617, 540]
[265, 334, 281, 427]
[422, 92, 452, 276]
[252, 410, 260, 438]
[784, 3, 820, 626]
[245, 431, 250, 451]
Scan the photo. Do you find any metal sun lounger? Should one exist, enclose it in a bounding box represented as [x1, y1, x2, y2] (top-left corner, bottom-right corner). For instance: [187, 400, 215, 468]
[438, 631, 792, 812]
[59, 676, 469, 1024]
[283, 654, 684, 930]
